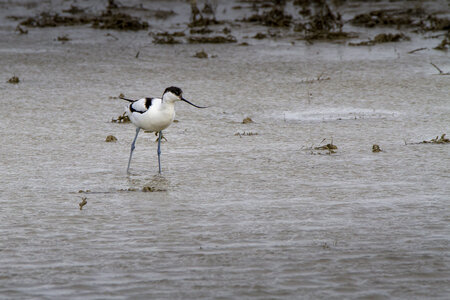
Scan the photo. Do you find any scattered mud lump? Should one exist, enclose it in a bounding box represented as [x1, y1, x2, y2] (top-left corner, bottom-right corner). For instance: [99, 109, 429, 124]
[188, 35, 236, 44]
[372, 144, 382, 152]
[111, 112, 130, 123]
[193, 50, 208, 58]
[242, 117, 254, 124]
[349, 33, 410, 46]
[7, 76, 20, 84]
[105, 135, 118, 142]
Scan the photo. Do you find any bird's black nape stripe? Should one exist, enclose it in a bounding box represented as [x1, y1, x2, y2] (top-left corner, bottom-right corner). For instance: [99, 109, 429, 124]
[163, 86, 182, 96]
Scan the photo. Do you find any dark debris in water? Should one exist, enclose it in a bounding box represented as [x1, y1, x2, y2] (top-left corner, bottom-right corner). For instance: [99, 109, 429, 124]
[235, 131, 258, 137]
[303, 138, 338, 155]
[62, 5, 85, 14]
[142, 186, 166, 192]
[15, 25, 28, 34]
[193, 50, 208, 58]
[430, 63, 450, 75]
[79, 197, 87, 210]
[299, 72, 330, 84]
[420, 134, 450, 144]
[350, 8, 425, 28]
[105, 135, 118, 142]
[20, 12, 91, 27]
[20, 9, 148, 31]
[7, 76, 20, 84]
[91, 10, 148, 31]
[153, 35, 181, 44]
[188, 35, 237, 44]
[372, 144, 382, 152]
[349, 33, 410, 46]
[242, 117, 254, 124]
[111, 112, 130, 123]
[57, 35, 71, 42]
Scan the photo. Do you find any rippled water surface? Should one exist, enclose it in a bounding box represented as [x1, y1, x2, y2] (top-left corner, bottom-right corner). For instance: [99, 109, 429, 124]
[1, 0, 449, 299]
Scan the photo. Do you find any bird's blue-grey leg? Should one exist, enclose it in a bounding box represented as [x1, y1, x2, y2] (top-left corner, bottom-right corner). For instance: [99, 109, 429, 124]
[127, 127, 140, 174]
[157, 130, 162, 174]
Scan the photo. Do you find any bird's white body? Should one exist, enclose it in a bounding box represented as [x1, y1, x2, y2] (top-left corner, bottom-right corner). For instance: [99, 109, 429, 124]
[121, 86, 206, 174]
[125, 98, 175, 132]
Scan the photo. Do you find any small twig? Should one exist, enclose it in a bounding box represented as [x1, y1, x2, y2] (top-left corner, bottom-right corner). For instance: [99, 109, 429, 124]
[430, 62, 450, 75]
[79, 197, 87, 210]
[135, 51, 140, 58]
[408, 47, 427, 54]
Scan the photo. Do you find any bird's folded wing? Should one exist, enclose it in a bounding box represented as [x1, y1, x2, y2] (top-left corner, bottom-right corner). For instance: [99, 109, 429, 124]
[129, 98, 150, 114]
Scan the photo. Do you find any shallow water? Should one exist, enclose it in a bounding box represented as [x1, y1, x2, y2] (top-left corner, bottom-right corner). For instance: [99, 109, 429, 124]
[1, 0, 449, 299]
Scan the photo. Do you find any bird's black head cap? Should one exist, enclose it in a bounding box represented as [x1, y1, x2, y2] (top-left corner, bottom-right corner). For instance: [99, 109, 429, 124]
[164, 86, 182, 97]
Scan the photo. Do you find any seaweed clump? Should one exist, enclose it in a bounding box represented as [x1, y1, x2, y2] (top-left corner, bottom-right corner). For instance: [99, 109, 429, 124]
[142, 186, 166, 192]
[151, 31, 184, 44]
[7, 76, 20, 84]
[434, 35, 450, 51]
[20, 10, 148, 31]
[91, 10, 148, 31]
[294, 1, 353, 41]
[349, 33, 410, 46]
[193, 50, 208, 58]
[111, 112, 130, 123]
[20, 12, 91, 27]
[105, 135, 118, 142]
[242, 117, 254, 124]
[244, 6, 292, 27]
[420, 134, 450, 144]
[350, 8, 425, 28]
[372, 144, 382, 152]
[188, 35, 236, 44]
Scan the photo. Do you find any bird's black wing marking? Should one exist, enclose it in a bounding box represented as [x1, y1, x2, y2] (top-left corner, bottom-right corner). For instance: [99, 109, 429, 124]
[130, 102, 147, 114]
[145, 98, 154, 109]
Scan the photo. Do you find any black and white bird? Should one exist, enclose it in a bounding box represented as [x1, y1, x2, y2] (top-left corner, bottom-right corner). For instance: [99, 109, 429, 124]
[120, 86, 206, 174]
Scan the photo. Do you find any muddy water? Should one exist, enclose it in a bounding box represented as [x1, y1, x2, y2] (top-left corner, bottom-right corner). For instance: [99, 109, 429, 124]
[1, 1, 449, 299]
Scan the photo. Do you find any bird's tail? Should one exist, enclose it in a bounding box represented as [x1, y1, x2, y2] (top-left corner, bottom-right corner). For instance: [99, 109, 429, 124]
[119, 95, 137, 103]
